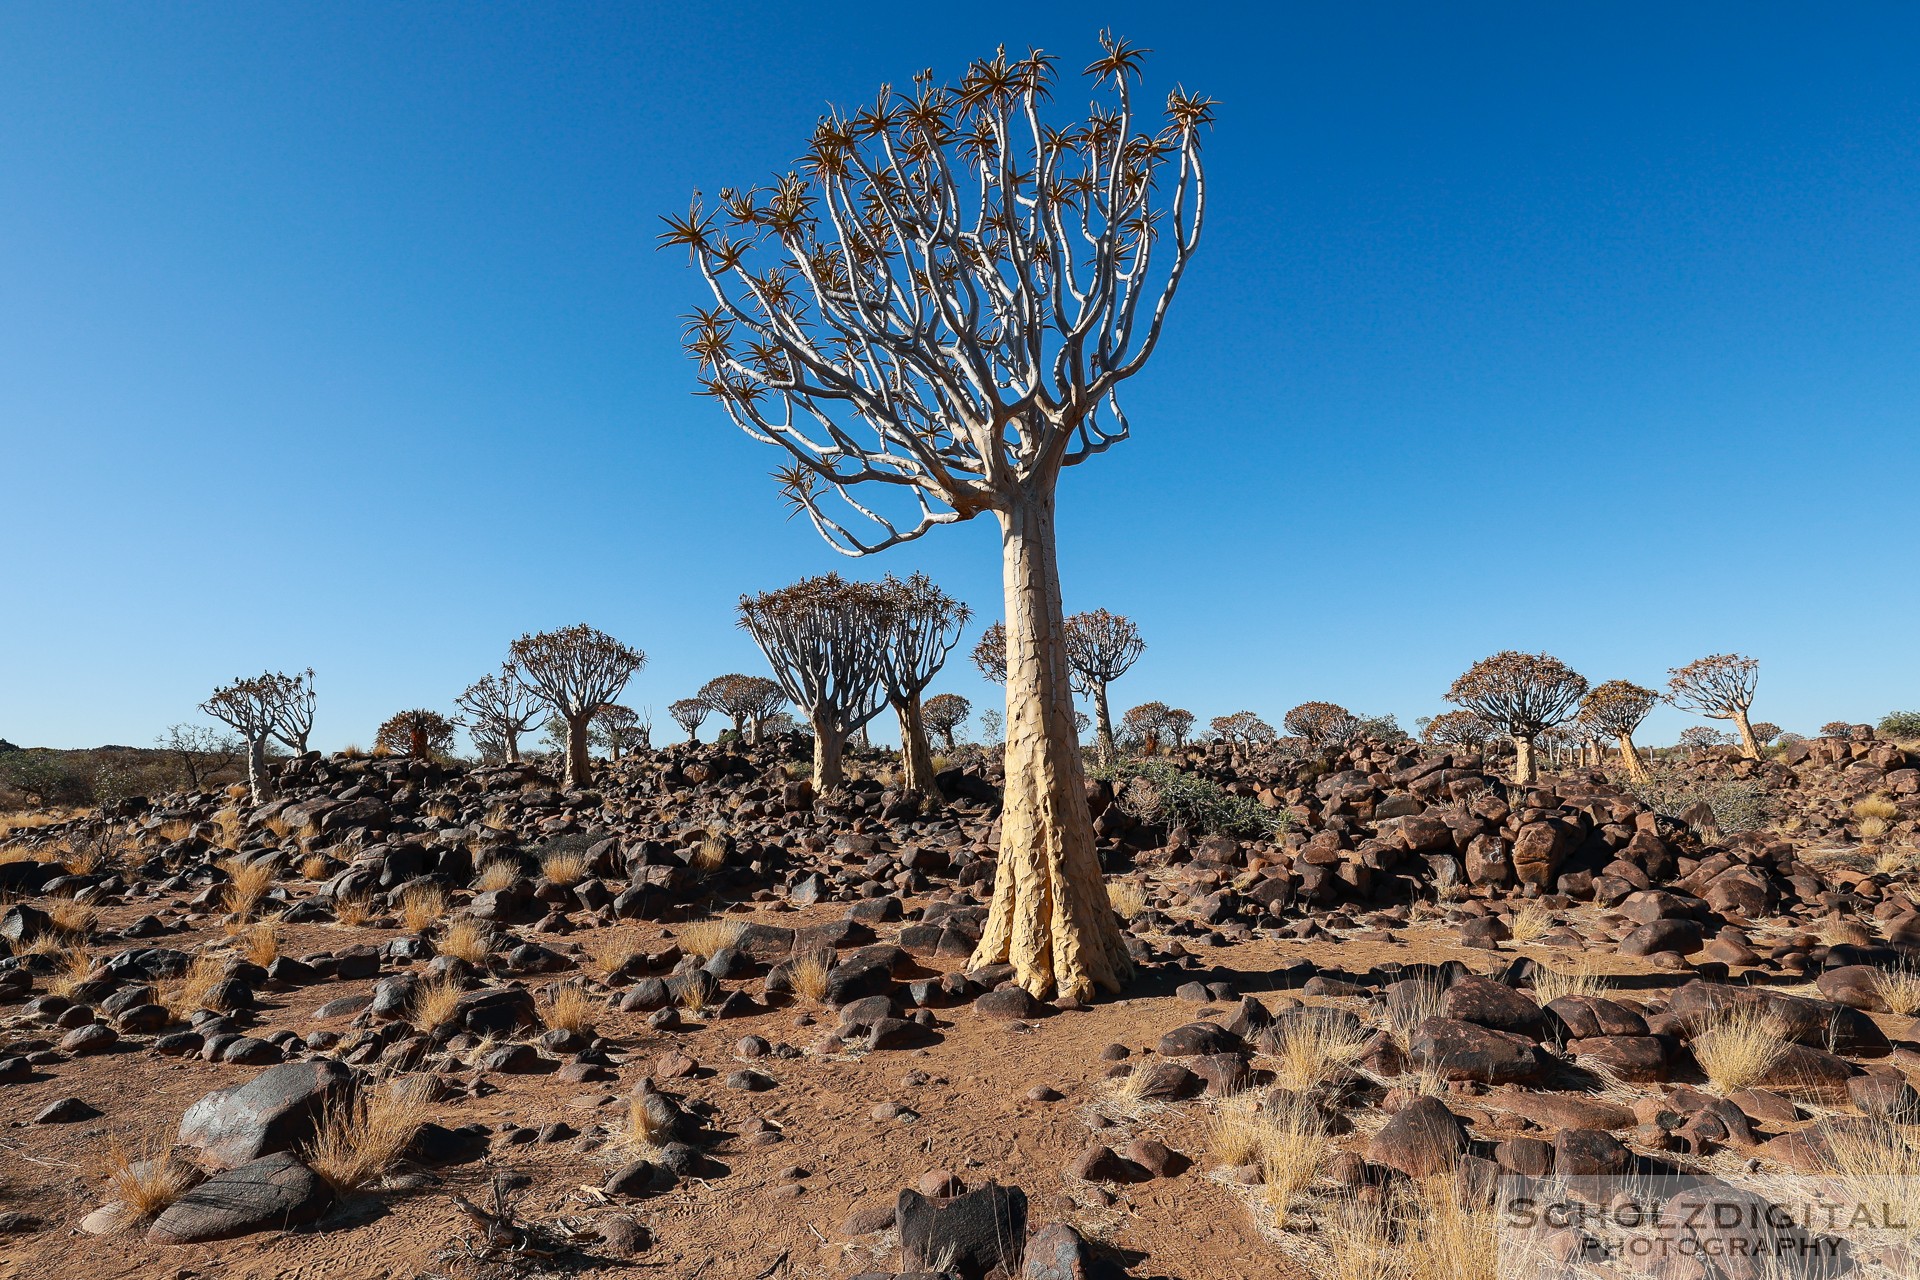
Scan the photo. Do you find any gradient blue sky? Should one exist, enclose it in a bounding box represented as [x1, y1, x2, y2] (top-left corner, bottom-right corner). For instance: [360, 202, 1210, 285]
[4, 3, 1916, 752]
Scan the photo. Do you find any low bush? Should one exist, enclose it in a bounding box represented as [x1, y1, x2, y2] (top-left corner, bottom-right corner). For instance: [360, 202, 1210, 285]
[1092, 758, 1282, 839]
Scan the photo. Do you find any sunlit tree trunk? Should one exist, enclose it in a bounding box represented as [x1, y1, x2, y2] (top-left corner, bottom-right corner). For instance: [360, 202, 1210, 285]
[565, 716, 593, 788]
[1091, 682, 1115, 761]
[1511, 734, 1537, 786]
[1731, 708, 1761, 760]
[972, 482, 1130, 1001]
[813, 721, 846, 792]
[896, 692, 937, 797]
[1618, 733, 1650, 783]
[246, 736, 273, 804]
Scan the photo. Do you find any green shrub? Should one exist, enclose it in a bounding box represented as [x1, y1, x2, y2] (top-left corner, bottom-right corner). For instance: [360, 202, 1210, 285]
[1614, 761, 1770, 833]
[1092, 758, 1282, 839]
[1878, 711, 1920, 740]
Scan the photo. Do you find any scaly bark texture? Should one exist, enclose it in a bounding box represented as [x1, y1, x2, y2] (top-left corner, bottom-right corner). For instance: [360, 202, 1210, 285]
[1618, 733, 1650, 783]
[813, 722, 847, 792]
[1511, 735, 1537, 786]
[896, 693, 938, 798]
[1731, 707, 1762, 761]
[971, 487, 1131, 1001]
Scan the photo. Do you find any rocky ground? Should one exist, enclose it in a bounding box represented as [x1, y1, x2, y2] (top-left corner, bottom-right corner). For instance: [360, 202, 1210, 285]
[1, 732, 1918, 1280]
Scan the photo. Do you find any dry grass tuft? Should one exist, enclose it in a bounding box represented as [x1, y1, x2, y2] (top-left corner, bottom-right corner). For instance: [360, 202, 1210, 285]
[301, 852, 330, 880]
[540, 848, 591, 886]
[98, 1129, 197, 1225]
[787, 950, 833, 1004]
[690, 835, 728, 874]
[332, 894, 374, 927]
[1258, 1008, 1369, 1093]
[156, 955, 228, 1021]
[1321, 1192, 1403, 1280]
[1405, 1175, 1501, 1280]
[1873, 963, 1920, 1017]
[1693, 1005, 1791, 1094]
[410, 975, 466, 1030]
[1873, 845, 1919, 877]
[582, 928, 643, 974]
[154, 818, 195, 843]
[49, 898, 97, 940]
[1530, 959, 1611, 1004]
[399, 882, 448, 934]
[1821, 1118, 1920, 1232]
[473, 860, 520, 893]
[543, 982, 597, 1034]
[1260, 1098, 1329, 1230]
[237, 921, 279, 967]
[1854, 796, 1900, 823]
[1205, 1095, 1268, 1167]
[219, 855, 274, 918]
[482, 803, 516, 832]
[423, 800, 460, 824]
[619, 1093, 675, 1154]
[1106, 878, 1147, 920]
[437, 917, 492, 964]
[305, 1076, 437, 1194]
[1382, 976, 1447, 1048]
[678, 918, 746, 959]
[1506, 899, 1553, 944]
[47, 947, 96, 999]
[1859, 816, 1891, 840]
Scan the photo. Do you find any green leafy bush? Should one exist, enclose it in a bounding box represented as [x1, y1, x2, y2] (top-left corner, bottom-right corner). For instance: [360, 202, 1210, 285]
[1614, 761, 1770, 833]
[1878, 711, 1920, 740]
[1093, 758, 1282, 839]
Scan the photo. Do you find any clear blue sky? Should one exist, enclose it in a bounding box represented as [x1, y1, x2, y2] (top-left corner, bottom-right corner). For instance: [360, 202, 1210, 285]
[3, 3, 1916, 752]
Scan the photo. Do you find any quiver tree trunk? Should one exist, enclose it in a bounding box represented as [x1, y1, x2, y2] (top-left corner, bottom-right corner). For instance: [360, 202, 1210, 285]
[812, 719, 846, 792]
[895, 692, 938, 800]
[1618, 733, 1650, 783]
[1091, 682, 1115, 762]
[1730, 708, 1761, 760]
[246, 736, 273, 804]
[971, 484, 1131, 1002]
[565, 716, 593, 788]
[503, 731, 521, 764]
[1511, 734, 1537, 786]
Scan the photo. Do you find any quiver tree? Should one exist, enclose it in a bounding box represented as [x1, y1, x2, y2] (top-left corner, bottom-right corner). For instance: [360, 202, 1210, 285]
[592, 704, 648, 760]
[1121, 700, 1172, 754]
[697, 674, 789, 743]
[923, 693, 972, 751]
[509, 624, 646, 787]
[375, 709, 458, 759]
[669, 697, 711, 743]
[1445, 651, 1589, 786]
[878, 573, 971, 795]
[1283, 701, 1358, 750]
[1679, 726, 1730, 753]
[261, 668, 316, 755]
[1420, 709, 1493, 751]
[666, 36, 1210, 1000]
[1750, 721, 1782, 747]
[202, 675, 286, 802]
[1210, 711, 1275, 746]
[1163, 707, 1194, 748]
[1578, 680, 1657, 783]
[970, 622, 1007, 685]
[455, 666, 544, 764]
[1065, 609, 1144, 760]
[1666, 653, 1763, 760]
[739, 575, 891, 792]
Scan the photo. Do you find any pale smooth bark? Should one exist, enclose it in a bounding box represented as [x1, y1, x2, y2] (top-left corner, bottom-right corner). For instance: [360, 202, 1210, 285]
[246, 737, 274, 804]
[895, 692, 938, 798]
[565, 716, 593, 788]
[813, 722, 847, 792]
[1618, 733, 1650, 783]
[1091, 682, 1116, 762]
[1731, 708, 1762, 760]
[971, 484, 1131, 1001]
[1511, 734, 1537, 786]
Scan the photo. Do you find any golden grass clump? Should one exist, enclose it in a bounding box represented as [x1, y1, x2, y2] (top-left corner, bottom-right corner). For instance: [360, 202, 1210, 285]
[787, 950, 833, 1004]
[399, 882, 449, 934]
[542, 982, 597, 1034]
[1404, 1175, 1501, 1280]
[410, 975, 466, 1030]
[1320, 1192, 1404, 1280]
[1855, 796, 1901, 823]
[473, 860, 521, 892]
[304, 1076, 437, 1194]
[1859, 816, 1891, 840]
[437, 917, 492, 964]
[47, 948, 96, 999]
[1106, 878, 1147, 920]
[482, 803, 516, 832]
[156, 955, 229, 1021]
[540, 848, 591, 886]
[237, 921, 279, 967]
[1205, 1095, 1268, 1167]
[1382, 976, 1447, 1048]
[1872, 963, 1920, 1017]
[212, 808, 246, 851]
[263, 815, 294, 841]
[678, 917, 747, 959]
[49, 898, 97, 940]
[300, 852, 330, 881]
[620, 1093, 675, 1154]
[1692, 1004, 1792, 1094]
[582, 928, 644, 974]
[332, 894, 374, 927]
[98, 1129, 197, 1225]
[690, 835, 728, 874]
[423, 800, 460, 824]
[1530, 959, 1611, 1005]
[219, 855, 274, 918]
[1820, 1118, 1920, 1233]
[1258, 1008, 1370, 1093]
[677, 978, 712, 1014]
[1506, 898, 1554, 944]
[1259, 1098, 1329, 1230]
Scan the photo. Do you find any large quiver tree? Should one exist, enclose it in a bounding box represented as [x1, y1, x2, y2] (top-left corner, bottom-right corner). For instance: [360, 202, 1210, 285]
[455, 666, 544, 764]
[738, 575, 891, 791]
[1666, 653, 1763, 760]
[509, 625, 646, 788]
[202, 674, 286, 803]
[1446, 651, 1588, 786]
[1283, 701, 1358, 750]
[667, 37, 1210, 1001]
[375, 709, 458, 759]
[877, 573, 971, 797]
[1579, 680, 1657, 783]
